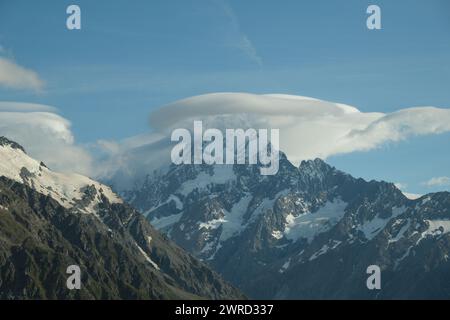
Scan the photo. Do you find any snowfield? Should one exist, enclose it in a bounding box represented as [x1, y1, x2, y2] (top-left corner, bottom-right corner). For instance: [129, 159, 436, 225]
[284, 198, 348, 242]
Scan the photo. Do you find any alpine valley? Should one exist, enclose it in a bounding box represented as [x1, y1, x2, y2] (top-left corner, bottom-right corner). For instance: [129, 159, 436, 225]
[0, 137, 244, 299]
[118, 150, 450, 299]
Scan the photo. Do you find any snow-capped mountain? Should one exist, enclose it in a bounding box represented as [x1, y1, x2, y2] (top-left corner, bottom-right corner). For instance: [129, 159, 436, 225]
[0, 136, 121, 213]
[0, 137, 243, 299]
[121, 151, 450, 299]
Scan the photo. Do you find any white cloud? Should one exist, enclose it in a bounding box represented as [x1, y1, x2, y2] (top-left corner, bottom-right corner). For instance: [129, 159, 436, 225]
[0, 102, 93, 175]
[0, 57, 45, 91]
[423, 176, 450, 187]
[93, 132, 170, 190]
[149, 92, 450, 165]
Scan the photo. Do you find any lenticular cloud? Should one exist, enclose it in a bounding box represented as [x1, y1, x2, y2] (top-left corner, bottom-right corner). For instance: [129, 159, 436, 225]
[149, 92, 450, 164]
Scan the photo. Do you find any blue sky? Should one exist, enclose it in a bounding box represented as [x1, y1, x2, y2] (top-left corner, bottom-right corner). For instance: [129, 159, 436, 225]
[0, 0, 449, 195]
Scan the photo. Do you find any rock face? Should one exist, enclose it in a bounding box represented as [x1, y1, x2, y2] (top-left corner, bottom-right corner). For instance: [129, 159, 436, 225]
[122, 153, 450, 299]
[0, 137, 244, 300]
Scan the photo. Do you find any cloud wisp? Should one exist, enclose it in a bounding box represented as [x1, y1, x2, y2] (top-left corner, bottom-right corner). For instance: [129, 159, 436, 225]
[423, 176, 450, 187]
[0, 56, 45, 91]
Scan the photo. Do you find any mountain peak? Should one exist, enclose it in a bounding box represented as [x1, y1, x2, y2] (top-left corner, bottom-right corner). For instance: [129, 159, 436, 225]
[298, 158, 334, 174]
[0, 136, 122, 211]
[0, 136, 26, 154]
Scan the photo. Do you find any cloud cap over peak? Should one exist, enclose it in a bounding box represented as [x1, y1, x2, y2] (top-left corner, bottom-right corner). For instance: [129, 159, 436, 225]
[149, 92, 450, 164]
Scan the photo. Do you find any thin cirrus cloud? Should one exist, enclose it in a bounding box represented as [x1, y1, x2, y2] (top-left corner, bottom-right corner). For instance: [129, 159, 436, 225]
[0, 101, 93, 175]
[0, 56, 45, 91]
[214, 0, 263, 66]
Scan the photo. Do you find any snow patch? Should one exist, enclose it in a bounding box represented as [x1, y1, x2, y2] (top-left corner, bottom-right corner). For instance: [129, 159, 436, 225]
[284, 198, 348, 242]
[272, 230, 283, 240]
[251, 190, 290, 223]
[389, 219, 410, 243]
[136, 244, 160, 270]
[421, 220, 450, 238]
[219, 194, 253, 242]
[358, 206, 406, 240]
[279, 258, 291, 273]
[394, 245, 414, 270]
[178, 165, 235, 196]
[150, 213, 183, 230]
[143, 194, 183, 216]
[168, 194, 183, 210]
[309, 244, 330, 261]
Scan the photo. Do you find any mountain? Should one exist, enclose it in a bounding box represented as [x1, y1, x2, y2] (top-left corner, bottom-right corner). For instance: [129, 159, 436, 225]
[0, 137, 244, 299]
[121, 152, 450, 299]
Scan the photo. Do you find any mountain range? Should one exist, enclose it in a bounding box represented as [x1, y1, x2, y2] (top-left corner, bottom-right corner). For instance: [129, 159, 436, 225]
[2, 135, 450, 299]
[120, 151, 450, 299]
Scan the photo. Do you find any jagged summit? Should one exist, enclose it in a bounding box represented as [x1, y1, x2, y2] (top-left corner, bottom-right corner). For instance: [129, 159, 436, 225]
[0, 136, 26, 154]
[299, 157, 328, 167]
[298, 158, 334, 174]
